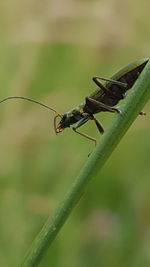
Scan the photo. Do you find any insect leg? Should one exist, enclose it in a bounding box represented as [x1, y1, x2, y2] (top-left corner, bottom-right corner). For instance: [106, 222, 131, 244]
[93, 77, 127, 88]
[72, 117, 97, 145]
[139, 111, 146, 115]
[86, 97, 121, 114]
[92, 77, 111, 93]
[92, 116, 104, 134]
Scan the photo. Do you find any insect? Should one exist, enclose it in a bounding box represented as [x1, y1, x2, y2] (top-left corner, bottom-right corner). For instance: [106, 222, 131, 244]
[0, 58, 149, 144]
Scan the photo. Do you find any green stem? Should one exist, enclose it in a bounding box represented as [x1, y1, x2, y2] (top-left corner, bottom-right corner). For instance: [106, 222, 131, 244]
[22, 60, 150, 267]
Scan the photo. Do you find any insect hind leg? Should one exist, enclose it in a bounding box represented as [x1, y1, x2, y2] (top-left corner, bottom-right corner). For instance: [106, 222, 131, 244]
[92, 77, 127, 100]
[93, 77, 127, 89]
[92, 77, 111, 93]
[139, 111, 146, 116]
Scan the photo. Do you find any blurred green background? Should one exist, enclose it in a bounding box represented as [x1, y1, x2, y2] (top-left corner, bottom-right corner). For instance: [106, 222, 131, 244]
[0, 0, 150, 266]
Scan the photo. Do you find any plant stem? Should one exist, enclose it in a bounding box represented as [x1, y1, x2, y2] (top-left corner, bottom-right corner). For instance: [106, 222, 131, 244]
[22, 60, 150, 267]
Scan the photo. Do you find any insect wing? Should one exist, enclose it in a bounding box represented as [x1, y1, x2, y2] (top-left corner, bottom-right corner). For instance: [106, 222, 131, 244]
[108, 58, 149, 90]
[90, 58, 149, 100]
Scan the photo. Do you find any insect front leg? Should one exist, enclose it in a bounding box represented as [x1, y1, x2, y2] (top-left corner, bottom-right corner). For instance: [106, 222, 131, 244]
[86, 97, 121, 114]
[72, 117, 97, 145]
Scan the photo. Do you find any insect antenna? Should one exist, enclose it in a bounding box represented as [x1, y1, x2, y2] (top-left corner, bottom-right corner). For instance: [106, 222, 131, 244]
[0, 96, 62, 118]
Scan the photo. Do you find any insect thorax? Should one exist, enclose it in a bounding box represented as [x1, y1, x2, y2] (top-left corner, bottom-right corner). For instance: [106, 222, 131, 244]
[60, 103, 84, 128]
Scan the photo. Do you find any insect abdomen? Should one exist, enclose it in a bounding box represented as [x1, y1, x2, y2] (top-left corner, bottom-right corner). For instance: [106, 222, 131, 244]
[95, 60, 148, 109]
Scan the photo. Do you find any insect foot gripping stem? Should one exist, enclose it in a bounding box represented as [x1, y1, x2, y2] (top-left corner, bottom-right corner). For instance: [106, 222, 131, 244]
[139, 111, 146, 116]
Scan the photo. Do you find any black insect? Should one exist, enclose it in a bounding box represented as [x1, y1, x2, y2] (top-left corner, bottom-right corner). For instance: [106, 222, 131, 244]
[0, 58, 149, 144]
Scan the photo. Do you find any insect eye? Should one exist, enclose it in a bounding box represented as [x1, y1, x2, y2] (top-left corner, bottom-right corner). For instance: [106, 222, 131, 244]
[62, 114, 67, 121]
